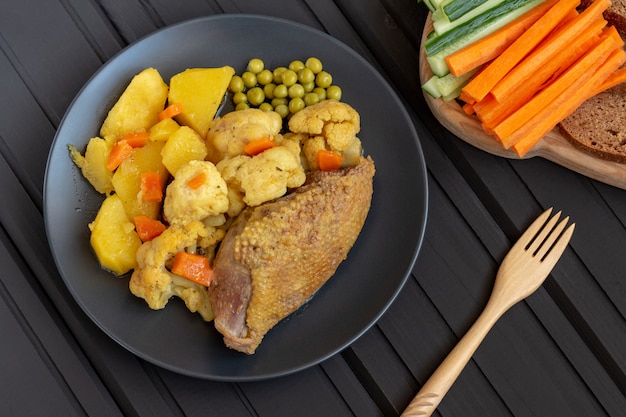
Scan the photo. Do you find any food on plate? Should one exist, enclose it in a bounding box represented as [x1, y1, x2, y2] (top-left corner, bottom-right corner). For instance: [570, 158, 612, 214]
[100, 68, 169, 140]
[581, 0, 626, 32]
[419, 0, 626, 157]
[90, 194, 143, 275]
[167, 66, 235, 138]
[229, 57, 342, 119]
[70, 62, 375, 352]
[558, 83, 626, 162]
[209, 156, 375, 354]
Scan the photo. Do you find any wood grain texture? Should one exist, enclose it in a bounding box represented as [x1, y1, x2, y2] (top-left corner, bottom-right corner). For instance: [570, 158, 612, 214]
[419, 14, 626, 190]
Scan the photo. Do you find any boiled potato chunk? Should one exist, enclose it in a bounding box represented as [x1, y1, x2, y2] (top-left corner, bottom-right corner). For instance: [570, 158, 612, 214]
[112, 141, 169, 220]
[68, 137, 114, 194]
[100, 68, 169, 140]
[168, 67, 235, 138]
[161, 126, 208, 176]
[90, 194, 142, 275]
[149, 118, 180, 142]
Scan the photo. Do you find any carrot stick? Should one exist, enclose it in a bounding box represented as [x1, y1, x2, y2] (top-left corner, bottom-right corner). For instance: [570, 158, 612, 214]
[595, 66, 626, 93]
[317, 149, 345, 171]
[134, 216, 167, 242]
[171, 252, 214, 287]
[494, 28, 621, 148]
[511, 47, 626, 156]
[243, 137, 276, 156]
[490, 0, 611, 102]
[445, 0, 560, 77]
[462, 102, 475, 116]
[476, 20, 603, 129]
[461, 0, 581, 103]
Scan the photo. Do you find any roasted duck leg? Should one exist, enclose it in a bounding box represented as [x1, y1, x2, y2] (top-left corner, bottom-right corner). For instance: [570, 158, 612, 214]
[209, 156, 375, 354]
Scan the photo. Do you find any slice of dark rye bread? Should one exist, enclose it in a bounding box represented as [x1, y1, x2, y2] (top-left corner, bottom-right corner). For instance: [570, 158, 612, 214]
[557, 1, 626, 162]
[559, 84, 626, 163]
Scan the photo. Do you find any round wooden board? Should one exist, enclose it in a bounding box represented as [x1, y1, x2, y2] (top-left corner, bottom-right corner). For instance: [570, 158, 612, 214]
[419, 14, 626, 190]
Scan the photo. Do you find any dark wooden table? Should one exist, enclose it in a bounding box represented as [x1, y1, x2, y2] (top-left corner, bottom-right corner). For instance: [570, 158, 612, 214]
[2, 0, 625, 415]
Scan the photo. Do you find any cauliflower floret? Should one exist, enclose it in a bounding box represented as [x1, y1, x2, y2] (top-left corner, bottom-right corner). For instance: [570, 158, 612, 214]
[205, 108, 283, 163]
[288, 100, 363, 170]
[129, 221, 215, 321]
[163, 160, 229, 226]
[216, 155, 249, 217]
[217, 146, 306, 208]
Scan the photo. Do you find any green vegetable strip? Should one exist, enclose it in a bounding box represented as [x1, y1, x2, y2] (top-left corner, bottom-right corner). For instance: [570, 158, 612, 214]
[425, 0, 541, 56]
[444, 0, 491, 21]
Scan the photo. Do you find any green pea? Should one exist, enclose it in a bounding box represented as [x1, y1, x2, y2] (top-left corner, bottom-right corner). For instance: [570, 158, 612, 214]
[233, 92, 248, 105]
[273, 66, 287, 84]
[289, 60, 305, 72]
[315, 71, 332, 88]
[271, 97, 288, 107]
[241, 71, 257, 88]
[326, 85, 342, 101]
[302, 81, 315, 93]
[298, 67, 315, 84]
[246, 87, 265, 106]
[259, 102, 274, 112]
[289, 97, 305, 114]
[236, 102, 250, 111]
[305, 57, 323, 74]
[263, 83, 276, 99]
[229, 75, 245, 93]
[247, 58, 264, 74]
[257, 69, 273, 85]
[288, 84, 305, 99]
[281, 69, 298, 87]
[273, 84, 288, 98]
[274, 103, 290, 118]
[313, 87, 327, 101]
[304, 92, 320, 107]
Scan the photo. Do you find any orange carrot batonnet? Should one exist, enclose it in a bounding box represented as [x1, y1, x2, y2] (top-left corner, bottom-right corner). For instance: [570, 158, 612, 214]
[475, 20, 604, 129]
[510, 48, 626, 157]
[495, 27, 621, 148]
[595, 66, 626, 93]
[460, 0, 581, 103]
[445, 0, 560, 77]
[489, 0, 611, 102]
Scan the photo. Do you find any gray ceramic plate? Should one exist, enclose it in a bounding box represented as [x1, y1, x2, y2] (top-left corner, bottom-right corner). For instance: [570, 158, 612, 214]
[44, 14, 428, 381]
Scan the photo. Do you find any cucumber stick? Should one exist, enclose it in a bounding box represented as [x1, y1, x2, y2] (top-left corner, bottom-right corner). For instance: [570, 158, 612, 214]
[433, 0, 506, 35]
[422, 68, 478, 100]
[426, 0, 547, 76]
[444, 0, 490, 21]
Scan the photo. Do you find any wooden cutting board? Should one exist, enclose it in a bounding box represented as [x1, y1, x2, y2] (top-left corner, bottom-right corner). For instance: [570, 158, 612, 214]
[419, 14, 626, 190]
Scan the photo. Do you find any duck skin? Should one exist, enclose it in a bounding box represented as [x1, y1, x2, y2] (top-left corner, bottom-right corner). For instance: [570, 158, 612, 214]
[208, 156, 375, 354]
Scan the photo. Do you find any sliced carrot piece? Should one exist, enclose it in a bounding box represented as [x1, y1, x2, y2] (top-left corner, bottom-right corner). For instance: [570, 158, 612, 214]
[445, 0, 560, 77]
[158, 103, 184, 121]
[317, 149, 345, 171]
[187, 172, 207, 190]
[106, 140, 133, 171]
[120, 131, 150, 147]
[134, 215, 167, 241]
[243, 137, 276, 156]
[140, 171, 163, 202]
[171, 252, 214, 287]
[595, 66, 626, 93]
[461, 0, 581, 103]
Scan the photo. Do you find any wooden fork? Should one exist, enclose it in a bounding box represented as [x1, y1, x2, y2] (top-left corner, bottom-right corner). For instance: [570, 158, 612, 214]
[402, 208, 575, 417]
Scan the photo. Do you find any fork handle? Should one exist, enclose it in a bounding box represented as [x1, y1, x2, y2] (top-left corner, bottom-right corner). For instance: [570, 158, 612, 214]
[401, 300, 505, 416]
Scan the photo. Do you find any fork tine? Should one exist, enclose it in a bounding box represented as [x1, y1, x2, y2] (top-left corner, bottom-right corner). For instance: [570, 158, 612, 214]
[527, 210, 561, 255]
[541, 222, 575, 265]
[535, 216, 570, 260]
[518, 208, 553, 249]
